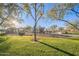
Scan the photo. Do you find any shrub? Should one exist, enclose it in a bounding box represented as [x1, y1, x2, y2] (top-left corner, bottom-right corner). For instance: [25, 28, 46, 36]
[64, 31, 68, 34]
[18, 32, 25, 36]
[0, 33, 6, 36]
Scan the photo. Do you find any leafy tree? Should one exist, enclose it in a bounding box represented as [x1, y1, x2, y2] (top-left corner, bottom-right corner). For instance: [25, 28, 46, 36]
[48, 3, 79, 30]
[0, 3, 44, 41]
[0, 4, 22, 28]
[19, 4, 44, 41]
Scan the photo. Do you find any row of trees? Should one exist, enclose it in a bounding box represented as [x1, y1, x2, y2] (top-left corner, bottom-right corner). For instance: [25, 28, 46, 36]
[0, 3, 79, 41]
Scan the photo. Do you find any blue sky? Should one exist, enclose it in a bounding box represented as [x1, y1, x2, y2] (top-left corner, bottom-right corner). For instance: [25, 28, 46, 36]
[20, 3, 79, 28]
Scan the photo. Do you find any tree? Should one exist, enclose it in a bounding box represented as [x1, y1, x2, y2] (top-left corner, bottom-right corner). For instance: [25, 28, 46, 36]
[39, 26, 45, 34]
[0, 4, 44, 41]
[0, 4, 10, 25]
[65, 19, 79, 32]
[58, 27, 64, 32]
[20, 4, 44, 41]
[48, 3, 79, 30]
[49, 25, 57, 33]
[25, 25, 32, 32]
[0, 4, 22, 28]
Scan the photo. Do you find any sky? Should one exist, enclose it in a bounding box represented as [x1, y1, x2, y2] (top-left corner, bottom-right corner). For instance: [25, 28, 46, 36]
[17, 3, 79, 28]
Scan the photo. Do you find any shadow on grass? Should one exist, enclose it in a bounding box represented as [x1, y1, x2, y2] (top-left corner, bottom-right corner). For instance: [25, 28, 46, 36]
[0, 36, 11, 55]
[38, 41, 75, 56]
[0, 37, 6, 43]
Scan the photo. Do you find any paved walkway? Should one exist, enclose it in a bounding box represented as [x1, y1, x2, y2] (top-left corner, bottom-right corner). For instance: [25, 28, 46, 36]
[37, 33, 79, 38]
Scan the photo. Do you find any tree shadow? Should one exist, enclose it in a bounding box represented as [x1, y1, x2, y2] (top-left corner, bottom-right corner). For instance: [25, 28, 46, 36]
[0, 37, 11, 55]
[0, 37, 6, 43]
[38, 41, 75, 56]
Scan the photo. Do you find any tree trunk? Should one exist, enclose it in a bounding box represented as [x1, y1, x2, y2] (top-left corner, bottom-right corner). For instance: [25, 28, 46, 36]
[33, 3, 37, 41]
[33, 23, 37, 41]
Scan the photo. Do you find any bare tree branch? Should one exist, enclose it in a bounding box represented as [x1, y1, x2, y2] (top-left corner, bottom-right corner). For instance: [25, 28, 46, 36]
[28, 6, 35, 20]
[71, 9, 79, 14]
[0, 15, 9, 25]
[59, 19, 79, 30]
[36, 15, 42, 23]
[16, 4, 35, 20]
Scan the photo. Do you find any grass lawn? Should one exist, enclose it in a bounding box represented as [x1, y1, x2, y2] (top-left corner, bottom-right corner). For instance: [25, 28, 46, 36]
[0, 36, 79, 56]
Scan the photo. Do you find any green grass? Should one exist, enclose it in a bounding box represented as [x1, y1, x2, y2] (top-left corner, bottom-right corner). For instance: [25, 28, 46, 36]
[0, 36, 79, 56]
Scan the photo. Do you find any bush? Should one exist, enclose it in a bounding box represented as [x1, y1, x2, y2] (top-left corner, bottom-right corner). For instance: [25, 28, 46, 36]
[64, 31, 68, 34]
[18, 32, 25, 36]
[0, 33, 6, 36]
